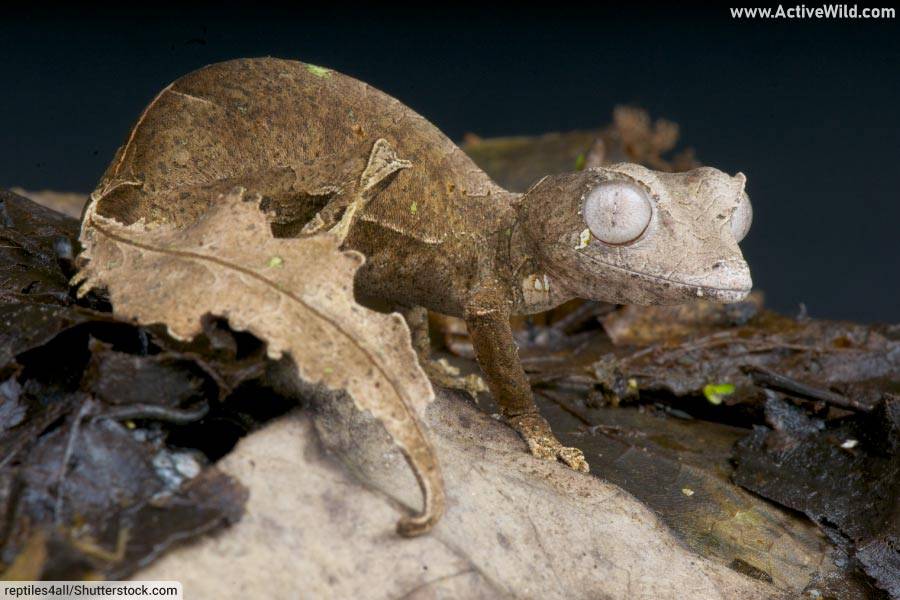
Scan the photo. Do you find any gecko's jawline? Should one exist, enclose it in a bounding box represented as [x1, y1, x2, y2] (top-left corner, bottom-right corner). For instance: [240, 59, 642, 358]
[580, 253, 752, 302]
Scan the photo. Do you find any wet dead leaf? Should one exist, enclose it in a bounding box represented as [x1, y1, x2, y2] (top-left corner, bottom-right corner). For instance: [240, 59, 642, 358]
[0, 191, 104, 375]
[590, 300, 900, 413]
[0, 367, 250, 579]
[9, 188, 87, 220]
[82, 339, 208, 408]
[528, 390, 872, 597]
[76, 187, 443, 535]
[0, 189, 78, 306]
[733, 394, 900, 598]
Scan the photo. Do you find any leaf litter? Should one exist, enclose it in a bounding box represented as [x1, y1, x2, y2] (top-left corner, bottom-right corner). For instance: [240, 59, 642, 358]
[4, 106, 899, 596]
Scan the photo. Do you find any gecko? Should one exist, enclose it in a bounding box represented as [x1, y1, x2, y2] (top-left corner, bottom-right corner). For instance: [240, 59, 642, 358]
[88, 57, 753, 476]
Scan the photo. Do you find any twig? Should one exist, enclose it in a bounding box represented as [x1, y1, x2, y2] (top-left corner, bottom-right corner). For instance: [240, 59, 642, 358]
[54, 399, 93, 525]
[622, 334, 835, 366]
[95, 402, 209, 424]
[742, 365, 872, 413]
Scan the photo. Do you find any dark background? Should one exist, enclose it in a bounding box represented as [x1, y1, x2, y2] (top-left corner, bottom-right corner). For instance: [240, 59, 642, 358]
[2, 3, 898, 323]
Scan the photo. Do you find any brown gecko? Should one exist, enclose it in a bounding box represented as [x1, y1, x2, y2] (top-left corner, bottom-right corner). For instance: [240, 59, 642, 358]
[88, 57, 752, 475]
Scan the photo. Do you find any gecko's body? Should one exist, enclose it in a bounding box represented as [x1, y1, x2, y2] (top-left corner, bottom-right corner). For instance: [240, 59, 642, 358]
[93, 57, 753, 474]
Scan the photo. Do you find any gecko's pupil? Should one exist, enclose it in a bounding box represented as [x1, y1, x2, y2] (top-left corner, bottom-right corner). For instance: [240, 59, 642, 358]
[583, 180, 652, 245]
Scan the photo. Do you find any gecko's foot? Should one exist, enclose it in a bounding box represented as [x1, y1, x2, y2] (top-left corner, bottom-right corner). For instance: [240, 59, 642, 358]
[422, 358, 488, 400]
[508, 413, 590, 473]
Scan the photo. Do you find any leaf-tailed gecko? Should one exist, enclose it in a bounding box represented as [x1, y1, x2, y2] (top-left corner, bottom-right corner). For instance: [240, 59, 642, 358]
[89, 57, 752, 474]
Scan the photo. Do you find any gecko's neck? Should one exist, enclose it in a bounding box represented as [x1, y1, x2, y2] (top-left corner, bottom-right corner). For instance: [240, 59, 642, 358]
[497, 197, 576, 316]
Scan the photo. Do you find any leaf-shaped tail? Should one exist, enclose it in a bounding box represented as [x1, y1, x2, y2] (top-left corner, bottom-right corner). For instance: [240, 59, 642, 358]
[382, 413, 445, 536]
[77, 187, 444, 535]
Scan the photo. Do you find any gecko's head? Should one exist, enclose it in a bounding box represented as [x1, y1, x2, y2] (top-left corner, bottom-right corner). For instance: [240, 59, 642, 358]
[516, 163, 753, 305]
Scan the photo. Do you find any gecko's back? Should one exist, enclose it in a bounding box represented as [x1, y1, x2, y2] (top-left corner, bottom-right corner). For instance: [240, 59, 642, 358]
[93, 58, 510, 245]
[91, 57, 520, 315]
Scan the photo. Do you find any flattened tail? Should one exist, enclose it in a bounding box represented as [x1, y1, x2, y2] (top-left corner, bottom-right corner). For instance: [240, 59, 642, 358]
[395, 433, 446, 536]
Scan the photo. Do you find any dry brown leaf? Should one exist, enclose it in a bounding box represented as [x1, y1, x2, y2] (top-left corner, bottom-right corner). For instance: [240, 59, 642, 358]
[75, 187, 443, 536]
[612, 106, 694, 172]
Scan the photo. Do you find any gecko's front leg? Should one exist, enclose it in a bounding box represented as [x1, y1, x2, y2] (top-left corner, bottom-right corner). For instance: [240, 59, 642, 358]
[464, 286, 589, 473]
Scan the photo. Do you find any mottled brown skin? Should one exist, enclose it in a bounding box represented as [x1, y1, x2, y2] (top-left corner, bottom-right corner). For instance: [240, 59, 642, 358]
[93, 57, 753, 474]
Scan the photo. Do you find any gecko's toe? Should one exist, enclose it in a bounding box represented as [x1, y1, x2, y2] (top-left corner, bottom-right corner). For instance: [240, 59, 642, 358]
[524, 436, 559, 462]
[558, 446, 590, 473]
[510, 413, 590, 473]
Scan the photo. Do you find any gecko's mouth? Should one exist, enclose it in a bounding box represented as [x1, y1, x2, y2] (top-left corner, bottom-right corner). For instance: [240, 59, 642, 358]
[688, 284, 753, 303]
[578, 253, 752, 303]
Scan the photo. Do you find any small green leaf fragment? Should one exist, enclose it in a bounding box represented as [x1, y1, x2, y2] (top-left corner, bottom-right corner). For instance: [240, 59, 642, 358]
[681, 487, 695, 497]
[306, 64, 332, 78]
[323, 367, 334, 374]
[410, 201, 418, 215]
[703, 383, 735, 405]
[267, 255, 284, 268]
[575, 153, 586, 171]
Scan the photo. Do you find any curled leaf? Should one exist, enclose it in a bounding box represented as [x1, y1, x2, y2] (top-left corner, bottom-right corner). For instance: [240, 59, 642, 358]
[77, 187, 444, 535]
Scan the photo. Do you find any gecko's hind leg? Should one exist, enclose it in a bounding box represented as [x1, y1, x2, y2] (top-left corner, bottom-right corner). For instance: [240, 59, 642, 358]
[298, 193, 348, 237]
[400, 306, 487, 399]
[327, 138, 412, 243]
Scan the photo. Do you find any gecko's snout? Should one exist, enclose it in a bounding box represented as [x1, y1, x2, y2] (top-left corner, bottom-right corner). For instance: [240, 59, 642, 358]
[686, 257, 753, 302]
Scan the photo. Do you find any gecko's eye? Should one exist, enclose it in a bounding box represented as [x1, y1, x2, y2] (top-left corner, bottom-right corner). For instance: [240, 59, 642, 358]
[583, 180, 652, 245]
[730, 192, 753, 243]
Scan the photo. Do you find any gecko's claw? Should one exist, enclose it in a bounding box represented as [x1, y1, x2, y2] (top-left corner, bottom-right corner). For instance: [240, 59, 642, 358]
[509, 413, 590, 473]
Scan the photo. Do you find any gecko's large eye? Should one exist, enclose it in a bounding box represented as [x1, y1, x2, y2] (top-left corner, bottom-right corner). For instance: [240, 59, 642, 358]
[730, 192, 753, 243]
[583, 180, 652, 245]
